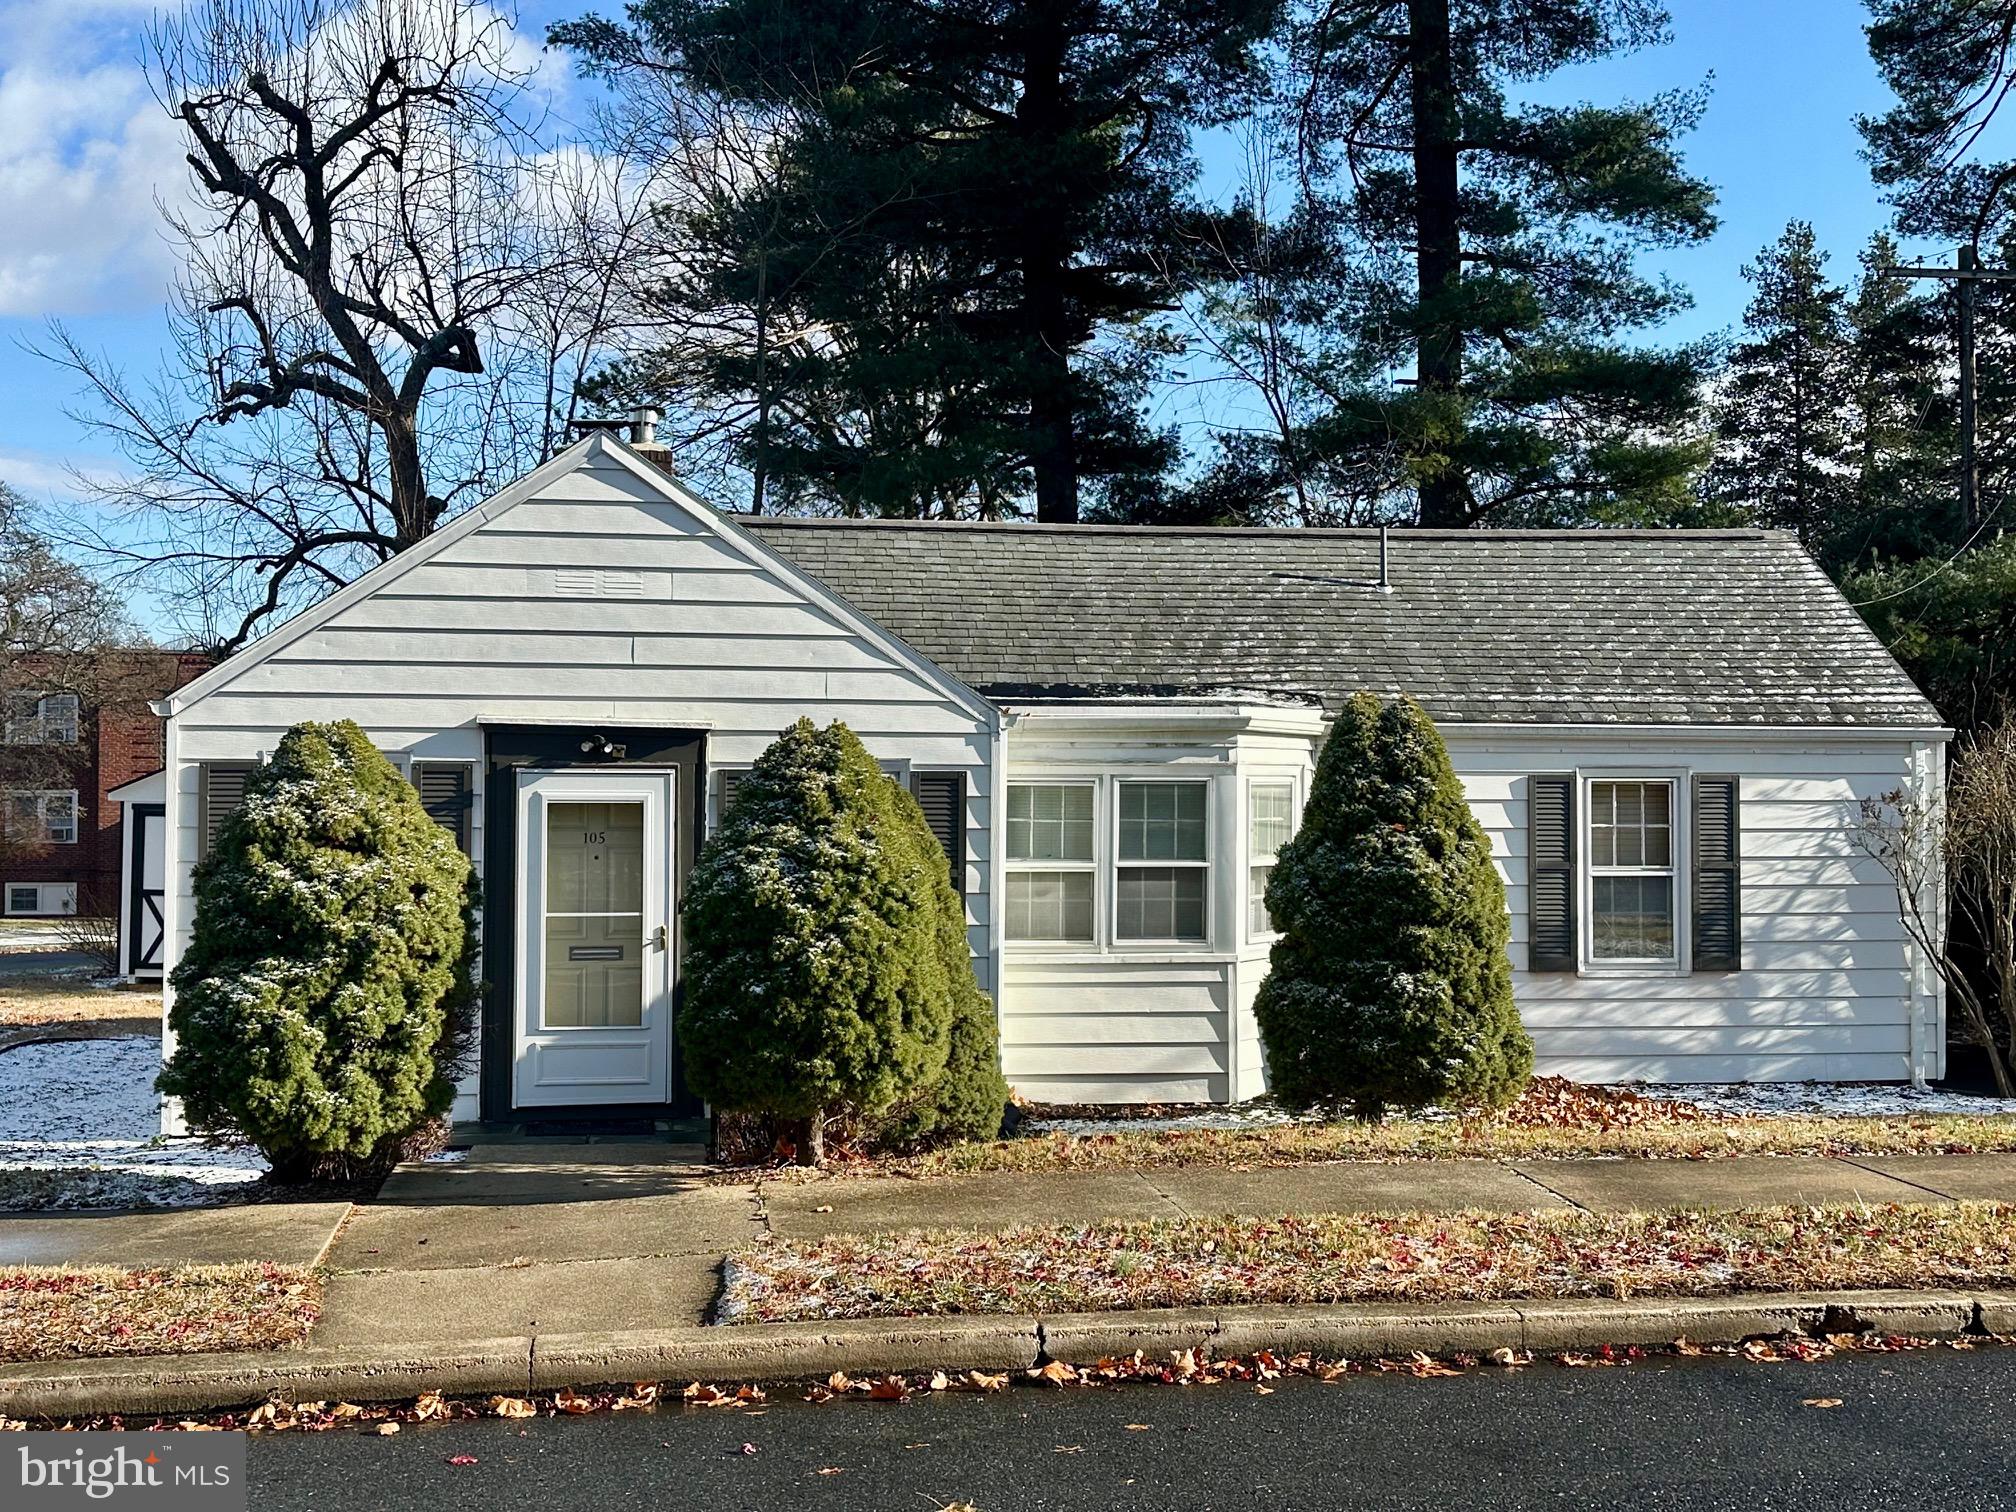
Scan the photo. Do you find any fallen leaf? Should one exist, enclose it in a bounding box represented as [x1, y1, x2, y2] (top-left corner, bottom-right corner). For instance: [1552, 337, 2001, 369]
[554, 1388, 598, 1415]
[1029, 1360, 1078, 1387]
[867, 1377, 911, 1402]
[966, 1370, 1008, 1392]
[488, 1396, 537, 1419]
[446, 1454, 478, 1466]
[1125, 1424, 1151, 1431]
[1803, 1398, 1844, 1409]
[374, 1422, 400, 1437]
[813, 1205, 834, 1214]
[1488, 1348, 1532, 1369]
[816, 1467, 845, 1476]
[1055, 1444, 1084, 1454]
[738, 1442, 759, 1456]
[928, 1371, 951, 1392]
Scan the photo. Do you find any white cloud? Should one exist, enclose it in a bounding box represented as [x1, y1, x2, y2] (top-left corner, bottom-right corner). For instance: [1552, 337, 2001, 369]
[0, 0, 187, 317]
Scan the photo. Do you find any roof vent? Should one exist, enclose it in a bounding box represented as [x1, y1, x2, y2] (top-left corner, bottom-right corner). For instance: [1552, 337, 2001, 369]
[1378, 525, 1393, 595]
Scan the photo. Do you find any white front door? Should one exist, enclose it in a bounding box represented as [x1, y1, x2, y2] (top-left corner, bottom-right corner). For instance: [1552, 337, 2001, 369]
[513, 769, 675, 1108]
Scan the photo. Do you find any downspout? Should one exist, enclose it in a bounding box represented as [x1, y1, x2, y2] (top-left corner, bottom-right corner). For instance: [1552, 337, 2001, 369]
[158, 705, 184, 1134]
[990, 705, 1011, 1025]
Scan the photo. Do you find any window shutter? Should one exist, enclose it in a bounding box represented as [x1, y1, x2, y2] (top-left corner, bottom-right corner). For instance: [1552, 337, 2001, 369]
[716, 769, 745, 827]
[1691, 775, 1741, 971]
[910, 770, 965, 898]
[414, 763, 473, 854]
[1527, 775, 1576, 972]
[197, 762, 255, 859]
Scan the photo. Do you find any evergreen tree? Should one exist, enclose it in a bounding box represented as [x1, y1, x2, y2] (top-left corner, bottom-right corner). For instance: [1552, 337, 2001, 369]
[557, 0, 1280, 522]
[1288, 0, 1718, 527]
[1839, 232, 1960, 564]
[1704, 221, 1855, 552]
[158, 722, 478, 1183]
[1845, 539, 2016, 732]
[679, 719, 964, 1163]
[1253, 692, 1530, 1118]
[1862, 0, 2016, 243]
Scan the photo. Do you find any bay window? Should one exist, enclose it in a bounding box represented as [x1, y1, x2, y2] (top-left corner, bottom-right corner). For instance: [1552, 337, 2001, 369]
[1005, 782, 1095, 941]
[1115, 781, 1208, 941]
[1587, 779, 1676, 962]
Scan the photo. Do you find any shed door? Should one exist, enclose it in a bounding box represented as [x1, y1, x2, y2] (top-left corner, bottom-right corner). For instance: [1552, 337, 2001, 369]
[513, 770, 675, 1108]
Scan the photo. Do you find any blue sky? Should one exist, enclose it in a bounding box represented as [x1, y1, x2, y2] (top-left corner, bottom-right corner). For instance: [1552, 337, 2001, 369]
[0, 0, 1935, 511]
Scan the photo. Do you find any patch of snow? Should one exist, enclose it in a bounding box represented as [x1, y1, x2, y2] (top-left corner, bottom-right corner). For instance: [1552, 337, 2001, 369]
[421, 1148, 470, 1164]
[0, 1036, 265, 1208]
[1636, 1081, 2016, 1119]
[1024, 1102, 1325, 1136]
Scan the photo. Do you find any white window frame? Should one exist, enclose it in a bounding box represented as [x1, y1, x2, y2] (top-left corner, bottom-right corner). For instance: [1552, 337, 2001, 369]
[1004, 779, 1099, 946]
[1246, 777, 1298, 942]
[1112, 777, 1212, 947]
[4, 692, 79, 745]
[1579, 771, 1686, 975]
[7, 789, 78, 846]
[4, 882, 75, 916]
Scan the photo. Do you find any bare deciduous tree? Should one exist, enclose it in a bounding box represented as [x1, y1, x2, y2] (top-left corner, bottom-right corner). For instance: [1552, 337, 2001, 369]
[0, 484, 149, 869]
[1858, 726, 2016, 1093]
[43, 0, 656, 650]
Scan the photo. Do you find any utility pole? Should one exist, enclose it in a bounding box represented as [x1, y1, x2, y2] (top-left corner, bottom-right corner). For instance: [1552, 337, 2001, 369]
[1881, 245, 2016, 533]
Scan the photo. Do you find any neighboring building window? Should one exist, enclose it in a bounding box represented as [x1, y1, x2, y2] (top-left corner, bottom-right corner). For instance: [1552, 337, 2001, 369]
[4, 692, 79, 745]
[5, 882, 75, 916]
[1006, 783, 1095, 941]
[1588, 779, 1676, 961]
[1249, 782, 1294, 938]
[7, 790, 77, 845]
[1115, 781, 1208, 942]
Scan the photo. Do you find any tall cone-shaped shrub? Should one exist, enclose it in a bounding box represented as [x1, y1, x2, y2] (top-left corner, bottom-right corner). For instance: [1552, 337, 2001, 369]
[1254, 692, 1531, 1117]
[158, 721, 478, 1182]
[681, 719, 988, 1163]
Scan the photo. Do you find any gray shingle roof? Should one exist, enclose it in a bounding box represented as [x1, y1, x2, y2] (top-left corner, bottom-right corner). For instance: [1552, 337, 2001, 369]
[741, 520, 1942, 728]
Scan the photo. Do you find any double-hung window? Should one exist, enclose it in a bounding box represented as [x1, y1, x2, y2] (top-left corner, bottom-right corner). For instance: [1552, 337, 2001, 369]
[7, 790, 76, 845]
[1005, 783, 1095, 942]
[1587, 779, 1676, 962]
[1248, 782, 1294, 938]
[1115, 781, 1209, 942]
[4, 693, 78, 745]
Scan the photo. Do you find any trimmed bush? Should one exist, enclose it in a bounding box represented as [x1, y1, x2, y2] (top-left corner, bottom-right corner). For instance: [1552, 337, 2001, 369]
[1254, 692, 1531, 1118]
[158, 721, 478, 1183]
[680, 718, 985, 1162]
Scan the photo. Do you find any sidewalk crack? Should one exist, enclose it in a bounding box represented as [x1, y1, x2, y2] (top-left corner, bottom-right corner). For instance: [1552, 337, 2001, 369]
[1504, 1163, 1588, 1212]
[1831, 1154, 1955, 1203]
[526, 1331, 537, 1393]
[1138, 1172, 1191, 1219]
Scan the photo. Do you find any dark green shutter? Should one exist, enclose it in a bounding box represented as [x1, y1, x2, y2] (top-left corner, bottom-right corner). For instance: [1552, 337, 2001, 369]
[1691, 775, 1741, 971]
[910, 770, 965, 898]
[716, 769, 745, 826]
[196, 762, 255, 858]
[414, 763, 473, 854]
[1528, 775, 1576, 972]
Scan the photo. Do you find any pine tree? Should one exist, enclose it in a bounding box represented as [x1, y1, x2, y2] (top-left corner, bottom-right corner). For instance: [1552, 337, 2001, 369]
[158, 721, 478, 1183]
[678, 719, 963, 1164]
[1862, 0, 2016, 243]
[555, 0, 1280, 522]
[1288, 0, 1718, 527]
[1253, 692, 1530, 1118]
[1703, 222, 1853, 549]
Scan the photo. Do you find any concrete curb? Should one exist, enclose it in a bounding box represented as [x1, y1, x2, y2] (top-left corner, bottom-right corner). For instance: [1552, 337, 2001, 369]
[5, 1289, 2012, 1420]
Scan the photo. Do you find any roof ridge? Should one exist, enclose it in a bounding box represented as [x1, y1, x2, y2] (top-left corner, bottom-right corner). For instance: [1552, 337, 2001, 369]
[733, 516, 1788, 542]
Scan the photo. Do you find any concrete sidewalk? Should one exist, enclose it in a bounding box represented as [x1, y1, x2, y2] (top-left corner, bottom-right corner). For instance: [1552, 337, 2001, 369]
[9, 1143, 2016, 1364]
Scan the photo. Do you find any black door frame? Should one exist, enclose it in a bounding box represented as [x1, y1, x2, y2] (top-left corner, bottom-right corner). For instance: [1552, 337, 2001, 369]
[480, 724, 707, 1122]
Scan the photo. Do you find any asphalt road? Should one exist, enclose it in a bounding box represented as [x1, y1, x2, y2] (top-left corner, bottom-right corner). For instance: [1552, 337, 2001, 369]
[247, 1345, 2016, 1511]
[0, 950, 97, 979]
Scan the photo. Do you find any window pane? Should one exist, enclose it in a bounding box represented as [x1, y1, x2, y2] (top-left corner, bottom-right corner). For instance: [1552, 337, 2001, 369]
[546, 802, 643, 914]
[1249, 863, 1275, 936]
[1117, 866, 1206, 941]
[1119, 783, 1206, 863]
[1250, 784, 1293, 859]
[1590, 781, 1675, 876]
[1008, 785, 1093, 862]
[1006, 870, 1093, 941]
[1592, 875, 1675, 960]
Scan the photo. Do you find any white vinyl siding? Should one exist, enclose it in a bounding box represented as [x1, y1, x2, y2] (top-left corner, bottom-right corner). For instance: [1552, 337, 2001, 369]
[161, 440, 996, 1124]
[1441, 731, 1943, 1085]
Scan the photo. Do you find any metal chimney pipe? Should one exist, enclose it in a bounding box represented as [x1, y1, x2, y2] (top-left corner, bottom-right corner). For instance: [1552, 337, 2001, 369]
[1378, 524, 1393, 594]
[632, 406, 663, 446]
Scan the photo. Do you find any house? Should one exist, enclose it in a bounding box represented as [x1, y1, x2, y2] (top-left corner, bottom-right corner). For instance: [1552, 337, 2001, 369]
[147, 429, 1949, 1124]
[0, 654, 206, 941]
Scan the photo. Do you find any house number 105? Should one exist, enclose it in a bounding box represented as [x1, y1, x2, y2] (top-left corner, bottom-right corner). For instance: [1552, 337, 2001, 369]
[582, 831, 606, 846]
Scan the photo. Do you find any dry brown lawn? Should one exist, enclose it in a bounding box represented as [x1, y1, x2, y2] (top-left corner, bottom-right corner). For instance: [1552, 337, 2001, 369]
[0, 1263, 319, 1362]
[0, 977, 159, 1050]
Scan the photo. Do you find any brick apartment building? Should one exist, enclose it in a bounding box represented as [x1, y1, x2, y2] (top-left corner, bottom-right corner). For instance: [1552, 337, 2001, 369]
[0, 653, 210, 918]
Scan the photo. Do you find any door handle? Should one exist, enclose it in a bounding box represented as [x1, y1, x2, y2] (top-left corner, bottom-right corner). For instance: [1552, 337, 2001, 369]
[650, 925, 668, 951]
